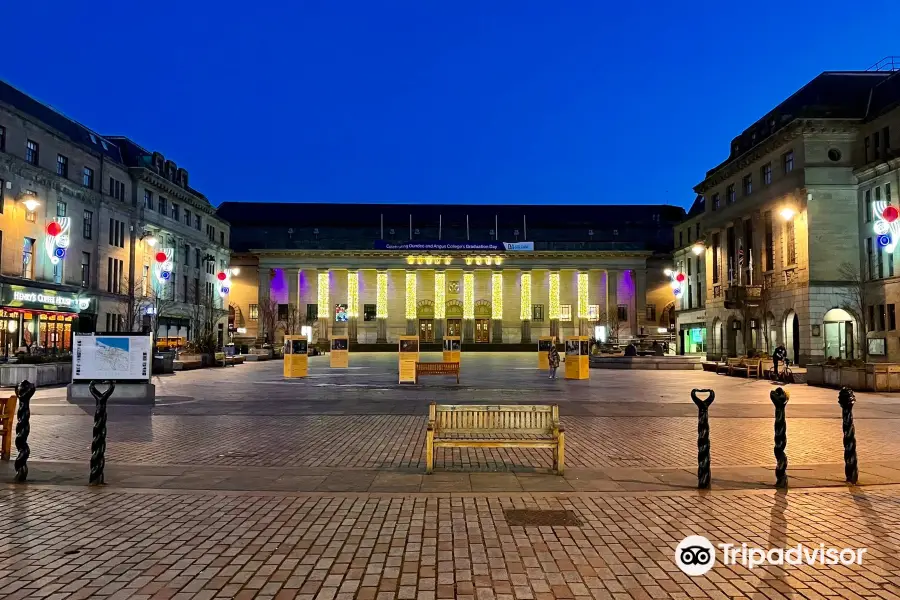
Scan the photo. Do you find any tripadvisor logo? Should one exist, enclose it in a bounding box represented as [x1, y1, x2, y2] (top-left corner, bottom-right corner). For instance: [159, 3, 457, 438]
[675, 536, 867, 576]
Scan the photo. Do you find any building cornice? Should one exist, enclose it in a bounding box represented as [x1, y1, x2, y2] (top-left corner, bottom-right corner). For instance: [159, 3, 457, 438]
[2, 155, 107, 208]
[132, 167, 218, 218]
[248, 249, 654, 260]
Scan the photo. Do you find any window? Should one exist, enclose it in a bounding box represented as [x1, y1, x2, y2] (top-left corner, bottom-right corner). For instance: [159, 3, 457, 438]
[278, 304, 289, 320]
[56, 201, 67, 217]
[0, 125, 5, 151]
[306, 304, 318, 322]
[762, 211, 774, 271]
[865, 189, 873, 222]
[782, 150, 794, 173]
[195, 278, 201, 304]
[876, 186, 882, 204]
[532, 304, 544, 322]
[107, 258, 124, 293]
[617, 305, 628, 323]
[890, 304, 897, 331]
[742, 174, 752, 196]
[874, 131, 881, 159]
[249, 304, 259, 320]
[83, 210, 92, 239]
[184, 244, 191, 265]
[83, 167, 94, 189]
[878, 243, 884, 279]
[887, 183, 893, 204]
[0, 178, 4, 214]
[712, 232, 720, 284]
[183, 275, 189, 303]
[171, 203, 180, 221]
[158, 196, 167, 216]
[185, 209, 192, 226]
[22, 238, 35, 279]
[220, 231, 225, 246]
[726, 184, 735, 205]
[884, 126, 891, 154]
[645, 304, 656, 322]
[143, 266, 150, 296]
[25, 140, 39, 165]
[25, 207, 36, 223]
[57, 154, 68, 178]
[762, 163, 772, 186]
[866, 238, 875, 280]
[879, 304, 887, 331]
[865, 136, 871, 162]
[195, 215, 201, 230]
[678, 231, 683, 248]
[207, 224, 215, 242]
[712, 193, 720, 211]
[588, 305, 600, 320]
[81, 252, 91, 287]
[363, 303, 377, 322]
[195, 248, 201, 268]
[785, 217, 796, 265]
[143, 190, 153, 210]
[559, 304, 572, 321]
[108, 218, 125, 248]
[868, 305, 876, 332]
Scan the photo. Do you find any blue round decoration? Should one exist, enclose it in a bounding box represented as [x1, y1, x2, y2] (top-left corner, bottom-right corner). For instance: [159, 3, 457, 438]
[54, 247, 66, 259]
[878, 234, 892, 247]
[161, 271, 171, 281]
[219, 286, 230, 295]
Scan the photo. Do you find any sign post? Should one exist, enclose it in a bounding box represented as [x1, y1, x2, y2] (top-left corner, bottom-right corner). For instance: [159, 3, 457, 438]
[442, 336, 460, 362]
[284, 336, 309, 378]
[398, 336, 419, 383]
[538, 337, 556, 369]
[330, 336, 349, 368]
[564, 336, 590, 380]
[68, 333, 154, 404]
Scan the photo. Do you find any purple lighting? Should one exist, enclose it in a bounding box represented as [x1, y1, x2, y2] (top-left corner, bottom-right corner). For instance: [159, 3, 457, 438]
[270, 268, 288, 303]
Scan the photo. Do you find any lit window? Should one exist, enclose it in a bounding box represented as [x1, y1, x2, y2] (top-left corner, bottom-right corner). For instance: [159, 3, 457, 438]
[588, 305, 600, 320]
[249, 304, 259, 320]
[783, 150, 794, 173]
[560, 304, 572, 321]
[25, 140, 39, 165]
[762, 162, 772, 185]
[57, 154, 68, 178]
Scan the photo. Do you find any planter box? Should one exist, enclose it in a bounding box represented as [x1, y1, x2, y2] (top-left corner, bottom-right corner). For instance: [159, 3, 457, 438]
[0, 362, 73, 388]
[839, 367, 866, 390]
[806, 365, 824, 386]
[865, 363, 900, 392]
[808, 364, 880, 391]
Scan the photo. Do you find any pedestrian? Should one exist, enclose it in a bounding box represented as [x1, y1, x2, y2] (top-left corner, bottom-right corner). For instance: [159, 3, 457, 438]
[548, 344, 560, 379]
[772, 343, 787, 380]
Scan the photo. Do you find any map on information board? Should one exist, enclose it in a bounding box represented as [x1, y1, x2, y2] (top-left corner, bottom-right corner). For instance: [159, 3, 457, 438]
[73, 334, 152, 381]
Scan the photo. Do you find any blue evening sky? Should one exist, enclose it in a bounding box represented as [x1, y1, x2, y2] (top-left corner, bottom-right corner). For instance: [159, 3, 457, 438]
[4, 1, 899, 209]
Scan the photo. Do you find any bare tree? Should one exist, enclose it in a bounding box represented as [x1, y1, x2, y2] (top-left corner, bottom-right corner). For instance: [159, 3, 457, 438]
[282, 303, 304, 336]
[119, 276, 178, 335]
[597, 308, 622, 344]
[257, 296, 280, 343]
[186, 283, 229, 354]
[838, 262, 869, 361]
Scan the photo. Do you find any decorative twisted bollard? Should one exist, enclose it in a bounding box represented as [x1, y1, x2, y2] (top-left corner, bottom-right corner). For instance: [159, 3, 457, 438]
[690, 388, 715, 489]
[838, 387, 858, 484]
[770, 387, 789, 488]
[89, 381, 115, 486]
[13, 380, 35, 483]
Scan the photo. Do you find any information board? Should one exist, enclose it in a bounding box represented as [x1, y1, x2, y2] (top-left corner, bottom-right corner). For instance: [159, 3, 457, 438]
[74, 334, 152, 381]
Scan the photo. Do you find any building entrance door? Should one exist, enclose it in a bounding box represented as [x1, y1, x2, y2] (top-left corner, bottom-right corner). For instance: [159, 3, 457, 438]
[419, 319, 434, 342]
[475, 319, 490, 343]
[446, 319, 461, 337]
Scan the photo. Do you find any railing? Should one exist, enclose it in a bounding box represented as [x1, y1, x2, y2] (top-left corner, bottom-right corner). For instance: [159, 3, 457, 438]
[867, 56, 900, 72]
[724, 284, 762, 308]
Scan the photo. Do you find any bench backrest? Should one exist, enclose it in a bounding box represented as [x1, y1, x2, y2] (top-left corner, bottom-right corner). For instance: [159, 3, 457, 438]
[430, 403, 558, 435]
[0, 395, 16, 427]
[727, 358, 742, 366]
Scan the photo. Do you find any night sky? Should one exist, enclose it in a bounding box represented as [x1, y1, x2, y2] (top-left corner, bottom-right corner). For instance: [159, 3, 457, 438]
[4, 0, 899, 208]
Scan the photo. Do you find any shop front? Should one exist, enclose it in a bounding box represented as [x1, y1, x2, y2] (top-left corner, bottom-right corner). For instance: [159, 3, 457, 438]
[0, 283, 96, 358]
[680, 323, 707, 355]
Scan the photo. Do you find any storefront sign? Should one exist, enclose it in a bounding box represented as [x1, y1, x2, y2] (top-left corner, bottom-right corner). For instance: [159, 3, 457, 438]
[1, 285, 93, 313]
[375, 240, 534, 251]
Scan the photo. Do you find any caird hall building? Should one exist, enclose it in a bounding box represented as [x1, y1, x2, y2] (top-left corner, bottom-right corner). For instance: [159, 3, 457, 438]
[218, 203, 684, 347]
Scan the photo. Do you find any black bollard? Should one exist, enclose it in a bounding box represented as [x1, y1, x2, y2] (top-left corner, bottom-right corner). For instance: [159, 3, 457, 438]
[690, 388, 715, 489]
[13, 380, 36, 483]
[837, 387, 858, 485]
[88, 380, 115, 486]
[770, 387, 790, 488]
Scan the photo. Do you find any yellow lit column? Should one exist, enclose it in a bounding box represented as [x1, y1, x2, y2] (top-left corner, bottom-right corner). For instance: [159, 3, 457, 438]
[434, 270, 446, 342]
[520, 270, 532, 343]
[405, 270, 417, 335]
[347, 270, 359, 342]
[463, 270, 475, 343]
[549, 270, 560, 339]
[492, 271, 503, 343]
[317, 270, 330, 341]
[376, 270, 388, 343]
[577, 271, 589, 336]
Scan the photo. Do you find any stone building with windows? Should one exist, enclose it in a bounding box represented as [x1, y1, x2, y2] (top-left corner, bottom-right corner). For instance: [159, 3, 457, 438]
[218, 203, 683, 348]
[684, 65, 900, 365]
[0, 80, 230, 355]
[672, 196, 707, 354]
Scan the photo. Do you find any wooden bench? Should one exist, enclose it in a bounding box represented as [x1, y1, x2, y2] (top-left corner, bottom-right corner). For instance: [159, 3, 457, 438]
[746, 358, 763, 378]
[415, 362, 460, 384]
[1, 394, 17, 461]
[717, 358, 741, 375]
[425, 403, 565, 474]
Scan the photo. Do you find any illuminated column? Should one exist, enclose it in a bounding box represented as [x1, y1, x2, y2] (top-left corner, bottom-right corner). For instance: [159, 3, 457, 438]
[463, 270, 475, 343]
[347, 270, 359, 343]
[257, 267, 271, 343]
[434, 270, 446, 342]
[548, 270, 560, 339]
[318, 270, 330, 341]
[405, 270, 417, 335]
[376, 270, 388, 343]
[520, 270, 532, 343]
[577, 271, 589, 336]
[491, 271, 503, 343]
[607, 270, 618, 342]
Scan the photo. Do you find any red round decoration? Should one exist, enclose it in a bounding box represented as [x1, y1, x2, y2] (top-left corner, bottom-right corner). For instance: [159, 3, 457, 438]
[676, 273, 685, 282]
[883, 205, 899, 223]
[155, 252, 168, 263]
[217, 272, 227, 281]
[46, 222, 62, 236]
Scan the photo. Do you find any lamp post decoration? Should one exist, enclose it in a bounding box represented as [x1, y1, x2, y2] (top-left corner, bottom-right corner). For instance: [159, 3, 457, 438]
[873, 201, 899, 252]
[153, 248, 174, 287]
[45, 218, 71, 265]
[217, 270, 232, 298]
[664, 268, 685, 297]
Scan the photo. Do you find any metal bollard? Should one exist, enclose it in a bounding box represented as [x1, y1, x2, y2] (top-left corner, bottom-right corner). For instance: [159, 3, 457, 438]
[88, 380, 116, 486]
[13, 380, 36, 483]
[690, 388, 715, 489]
[770, 387, 789, 488]
[837, 387, 858, 485]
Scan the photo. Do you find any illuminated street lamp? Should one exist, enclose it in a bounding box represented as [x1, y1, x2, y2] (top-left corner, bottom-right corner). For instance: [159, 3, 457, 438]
[663, 268, 673, 276]
[780, 207, 796, 220]
[230, 267, 241, 276]
[22, 198, 39, 212]
[692, 242, 705, 255]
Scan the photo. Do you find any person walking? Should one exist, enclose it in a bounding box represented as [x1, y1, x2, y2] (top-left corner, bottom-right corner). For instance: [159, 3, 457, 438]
[772, 343, 787, 381]
[548, 344, 561, 379]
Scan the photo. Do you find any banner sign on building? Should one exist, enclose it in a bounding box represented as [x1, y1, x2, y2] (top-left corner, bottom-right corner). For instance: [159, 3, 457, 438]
[73, 334, 152, 382]
[374, 241, 534, 251]
[1, 284, 93, 313]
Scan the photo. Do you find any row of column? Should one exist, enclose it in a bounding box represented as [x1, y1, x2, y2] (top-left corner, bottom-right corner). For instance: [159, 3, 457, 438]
[260, 268, 646, 343]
